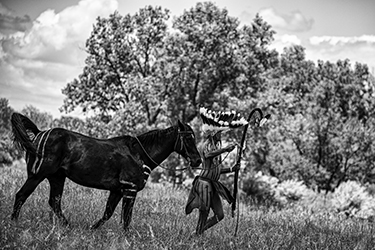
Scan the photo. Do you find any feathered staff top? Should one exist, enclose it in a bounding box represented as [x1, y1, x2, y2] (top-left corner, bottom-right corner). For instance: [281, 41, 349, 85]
[199, 107, 248, 134]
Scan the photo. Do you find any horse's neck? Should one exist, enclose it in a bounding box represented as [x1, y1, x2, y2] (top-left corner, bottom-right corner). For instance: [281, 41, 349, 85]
[139, 126, 177, 169]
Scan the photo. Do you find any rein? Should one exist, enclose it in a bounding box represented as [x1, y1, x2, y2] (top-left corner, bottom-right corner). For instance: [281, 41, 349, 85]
[172, 146, 232, 172]
[134, 136, 160, 167]
[134, 128, 232, 172]
[134, 128, 193, 170]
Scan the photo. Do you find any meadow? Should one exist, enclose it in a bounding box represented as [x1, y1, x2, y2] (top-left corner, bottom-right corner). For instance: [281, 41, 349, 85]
[1, 161, 375, 250]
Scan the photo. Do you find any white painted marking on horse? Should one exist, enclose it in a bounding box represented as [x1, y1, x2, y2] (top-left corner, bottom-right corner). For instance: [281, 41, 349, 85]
[31, 129, 53, 174]
[123, 189, 137, 198]
[31, 131, 47, 173]
[32, 132, 41, 143]
[25, 152, 30, 166]
[27, 130, 36, 141]
[26, 132, 41, 171]
[124, 189, 137, 193]
[119, 180, 137, 187]
[143, 165, 151, 173]
[34, 129, 53, 174]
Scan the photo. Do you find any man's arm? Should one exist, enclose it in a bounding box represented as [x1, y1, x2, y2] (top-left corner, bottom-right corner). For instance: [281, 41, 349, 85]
[204, 144, 236, 159]
[220, 162, 240, 174]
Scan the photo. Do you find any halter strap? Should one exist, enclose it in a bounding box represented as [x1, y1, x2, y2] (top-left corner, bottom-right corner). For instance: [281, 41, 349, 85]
[135, 129, 193, 168]
[174, 130, 193, 152]
[134, 136, 160, 167]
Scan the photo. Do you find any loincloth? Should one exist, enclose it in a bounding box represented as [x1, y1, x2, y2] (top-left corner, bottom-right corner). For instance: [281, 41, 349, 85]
[185, 176, 234, 214]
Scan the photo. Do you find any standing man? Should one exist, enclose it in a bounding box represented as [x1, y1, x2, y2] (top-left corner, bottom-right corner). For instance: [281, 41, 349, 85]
[185, 107, 247, 235]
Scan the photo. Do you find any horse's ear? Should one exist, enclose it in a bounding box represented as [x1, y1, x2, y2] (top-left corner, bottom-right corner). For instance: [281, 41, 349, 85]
[177, 120, 185, 131]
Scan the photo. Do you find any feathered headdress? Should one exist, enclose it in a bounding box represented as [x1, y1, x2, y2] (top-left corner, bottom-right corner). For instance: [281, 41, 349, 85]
[199, 107, 248, 134]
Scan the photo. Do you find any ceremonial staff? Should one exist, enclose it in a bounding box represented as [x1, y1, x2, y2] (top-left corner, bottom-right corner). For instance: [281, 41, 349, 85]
[232, 108, 270, 236]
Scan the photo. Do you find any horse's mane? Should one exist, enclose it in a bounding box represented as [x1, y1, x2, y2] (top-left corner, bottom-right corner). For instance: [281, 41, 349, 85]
[137, 126, 176, 147]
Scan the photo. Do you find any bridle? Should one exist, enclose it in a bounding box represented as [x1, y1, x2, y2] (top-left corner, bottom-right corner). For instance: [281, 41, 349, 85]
[135, 128, 195, 169]
[174, 130, 194, 156]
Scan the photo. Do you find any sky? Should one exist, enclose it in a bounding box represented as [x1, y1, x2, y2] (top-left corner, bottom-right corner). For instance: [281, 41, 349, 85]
[1, 0, 374, 118]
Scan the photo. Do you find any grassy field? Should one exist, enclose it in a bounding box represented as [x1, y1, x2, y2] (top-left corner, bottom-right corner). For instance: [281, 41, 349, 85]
[1, 162, 375, 250]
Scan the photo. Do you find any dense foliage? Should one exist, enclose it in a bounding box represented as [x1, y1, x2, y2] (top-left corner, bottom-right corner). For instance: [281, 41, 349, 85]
[61, 2, 277, 128]
[0, 98, 14, 165]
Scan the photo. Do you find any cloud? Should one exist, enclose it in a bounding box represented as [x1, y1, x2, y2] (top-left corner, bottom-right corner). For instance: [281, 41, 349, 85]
[2, 0, 118, 63]
[306, 35, 375, 72]
[309, 35, 375, 47]
[269, 34, 302, 52]
[0, 0, 118, 117]
[239, 10, 253, 24]
[0, 2, 32, 34]
[258, 8, 314, 32]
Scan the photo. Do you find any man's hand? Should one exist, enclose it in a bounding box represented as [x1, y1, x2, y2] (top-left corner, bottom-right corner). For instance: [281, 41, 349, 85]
[226, 144, 236, 152]
[232, 163, 240, 172]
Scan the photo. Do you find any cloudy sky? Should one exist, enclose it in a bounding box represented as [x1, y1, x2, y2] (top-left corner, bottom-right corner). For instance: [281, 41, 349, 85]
[1, 0, 374, 118]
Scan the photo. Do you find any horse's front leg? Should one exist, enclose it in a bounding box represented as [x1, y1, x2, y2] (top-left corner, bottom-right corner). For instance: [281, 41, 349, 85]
[91, 191, 122, 229]
[121, 183, 138, 230]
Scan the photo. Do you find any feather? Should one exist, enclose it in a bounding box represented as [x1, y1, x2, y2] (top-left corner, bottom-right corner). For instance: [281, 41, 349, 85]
[199, 107, 248, 132]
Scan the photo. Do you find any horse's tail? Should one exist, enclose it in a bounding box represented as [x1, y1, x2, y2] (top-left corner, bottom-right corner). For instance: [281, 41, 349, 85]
[11, 112, 41, 155]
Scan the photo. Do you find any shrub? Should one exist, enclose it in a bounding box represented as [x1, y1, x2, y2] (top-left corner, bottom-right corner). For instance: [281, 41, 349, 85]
[275, 179, 315, 205]
[0, 131, 20, 166]
[330, 180, 375, 220]
[242, 171, 316, 207]
[242, 171, 280, 207]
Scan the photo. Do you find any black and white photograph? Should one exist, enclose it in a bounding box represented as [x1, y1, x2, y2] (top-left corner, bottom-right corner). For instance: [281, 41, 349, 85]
[1, 0, 375, 249]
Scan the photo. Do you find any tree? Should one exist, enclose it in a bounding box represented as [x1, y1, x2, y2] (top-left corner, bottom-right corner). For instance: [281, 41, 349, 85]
[53, 116, 86, 134]
[0, 98, 15, 165]
[62, 3, 278, 126]
[21, 106, 53, 131]
[62, 7, 172, 129]
[262, 46, 375, 191]
[170, 3, 278, 121]
[170, 2, 242, 120]
[0, 98, 14, 133]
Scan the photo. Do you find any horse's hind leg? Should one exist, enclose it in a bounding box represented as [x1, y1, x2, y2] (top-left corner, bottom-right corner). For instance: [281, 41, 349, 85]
[11, 175, 45, 220]
[47, 171, 68, 226]
[91, 191, 122, 229]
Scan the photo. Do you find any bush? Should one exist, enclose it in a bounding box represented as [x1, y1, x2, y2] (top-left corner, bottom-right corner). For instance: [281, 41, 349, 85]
[330, 180, 375, 220]
[242, 171, 316, 207]
[0, 131, 21, 166]
[242, 171, 279, 207]
[275, 179, 315, 205]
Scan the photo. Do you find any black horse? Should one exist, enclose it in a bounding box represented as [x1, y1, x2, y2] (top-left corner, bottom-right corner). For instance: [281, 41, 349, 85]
[10, 113, 201, 230]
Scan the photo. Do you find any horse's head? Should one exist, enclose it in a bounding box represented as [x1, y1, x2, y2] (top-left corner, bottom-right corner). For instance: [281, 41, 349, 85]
[174, 120, 202, 168]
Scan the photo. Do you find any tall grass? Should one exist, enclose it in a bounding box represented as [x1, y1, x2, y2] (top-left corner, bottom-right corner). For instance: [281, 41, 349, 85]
[1, 161, 374, 249]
